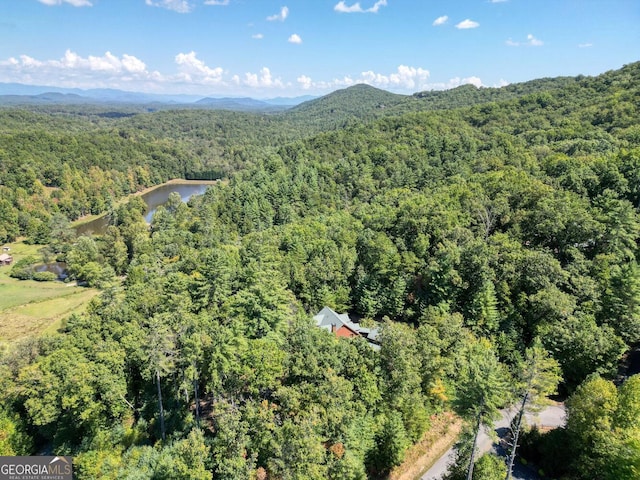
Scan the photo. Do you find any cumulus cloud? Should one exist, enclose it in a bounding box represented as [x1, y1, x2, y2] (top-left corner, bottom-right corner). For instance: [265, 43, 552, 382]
[0, 49, 483, 96]
[297, 74, 313, 90]
[422, 76, 484, 90]
[0, 50, 148, 74]
[252, 33, 264, 39]
[0, 50, 158, 90]
[242, 67, 284, 88]
[38, 0, 92, 6]
[174, 51, 224, 84]
[334, 0, 387, 14]
[362, 65, 430, 89]
[297, 65, 432, 92]
[456, 19, 479, 29]
[267, 6, 289, 21]
[121, 54, 147, 73]
[145, 0, 192, 13]
[288, 33, 302, 44]
[432, 15, 448, 26]
[204, 0, 229, 4]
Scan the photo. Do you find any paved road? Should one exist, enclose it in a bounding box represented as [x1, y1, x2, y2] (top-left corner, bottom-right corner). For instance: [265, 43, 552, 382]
[421, 403, 565, 480]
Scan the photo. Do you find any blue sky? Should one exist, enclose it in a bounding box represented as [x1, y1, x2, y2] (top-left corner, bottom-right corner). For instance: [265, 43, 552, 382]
[0, 0, 638, 97]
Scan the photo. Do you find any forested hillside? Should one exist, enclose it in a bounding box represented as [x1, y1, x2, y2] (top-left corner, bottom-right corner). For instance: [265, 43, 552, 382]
[1, 62, 639, 479]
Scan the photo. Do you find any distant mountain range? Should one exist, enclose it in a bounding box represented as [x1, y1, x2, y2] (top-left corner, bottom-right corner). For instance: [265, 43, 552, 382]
[0, 71, 601, 117]
[0, 82, 316, 111]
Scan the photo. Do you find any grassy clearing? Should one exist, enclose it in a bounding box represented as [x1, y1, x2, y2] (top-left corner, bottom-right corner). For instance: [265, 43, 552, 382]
[0, 280, 81, 311]
[0, 240, 99, 343]
[0, 288, 98, 342]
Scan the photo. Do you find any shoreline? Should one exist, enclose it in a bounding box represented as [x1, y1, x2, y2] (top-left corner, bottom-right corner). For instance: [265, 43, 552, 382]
[71, 178, 221, 227]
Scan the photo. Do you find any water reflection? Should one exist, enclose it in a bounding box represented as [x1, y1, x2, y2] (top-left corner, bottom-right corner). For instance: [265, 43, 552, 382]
[142, 183, 210, 223]
[75, 182, 212, 236]
[34, 262, 68, 280]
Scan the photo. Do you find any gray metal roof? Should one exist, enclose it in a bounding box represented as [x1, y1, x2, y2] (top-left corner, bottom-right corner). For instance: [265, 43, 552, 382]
[314, 306, 380, 347]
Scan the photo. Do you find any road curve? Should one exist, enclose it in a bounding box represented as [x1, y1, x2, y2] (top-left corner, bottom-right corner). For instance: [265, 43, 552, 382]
[420, 403, 565, 480]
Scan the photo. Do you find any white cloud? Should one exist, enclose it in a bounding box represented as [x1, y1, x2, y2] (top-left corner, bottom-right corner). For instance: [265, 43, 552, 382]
[578, 42, 593, 48]
[242, 67, 284, 88]
[334, 0, 387, 14]
[122, 54, 148, 74]
[288, 33, 302, 44]
[38, 0, 92, 6]
[0, 50, 157, 90]
[0, 50, 300, 94]
[462, 76, 482, 88]
[204, 0, 229, 4]
[423, 76, 484, 90]
[432, 15, 448, 26]
[526, 33, 543, 46]
[174, 51, 224, 84]
[456, 19, 479, 29]
[267, 6, 289, 21]
[495, 79, 510, 87]
[489, 0, 508, 3]
[0, 50, 484, 96]
[298, 65, 431, 92]
[296, 75, 354, 91]
[297, 75, 312, 90]
[507, 34, 543, 47]
[145, 0, 192, 13]
[252, 33, 264, 39]
[50, 50, 148, 74]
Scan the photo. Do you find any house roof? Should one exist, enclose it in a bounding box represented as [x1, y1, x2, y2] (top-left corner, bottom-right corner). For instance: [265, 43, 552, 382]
[314, 306, 380, 348]
[314, 306, 352, 331]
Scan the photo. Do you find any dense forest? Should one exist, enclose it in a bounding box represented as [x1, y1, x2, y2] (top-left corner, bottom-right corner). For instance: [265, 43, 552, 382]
[1, 62, 639, 479]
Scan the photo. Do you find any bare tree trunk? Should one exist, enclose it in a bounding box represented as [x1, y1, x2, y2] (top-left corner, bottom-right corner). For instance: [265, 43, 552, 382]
[467, 411, 483, 480]
[505, 392, 529, 480]
[156, 369, 166, 441]
[194, 378, 200, 428]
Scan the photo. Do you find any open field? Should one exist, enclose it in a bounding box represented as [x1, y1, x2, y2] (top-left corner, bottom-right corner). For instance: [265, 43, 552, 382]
[0, 241, 99, 343]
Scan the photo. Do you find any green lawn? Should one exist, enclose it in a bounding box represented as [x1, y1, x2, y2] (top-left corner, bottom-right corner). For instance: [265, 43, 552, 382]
[0, 241, 99, 343]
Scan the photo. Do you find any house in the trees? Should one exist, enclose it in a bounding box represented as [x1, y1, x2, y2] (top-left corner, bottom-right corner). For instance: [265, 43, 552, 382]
[314, 306, 380, 350]
[0, 253, 13, 266]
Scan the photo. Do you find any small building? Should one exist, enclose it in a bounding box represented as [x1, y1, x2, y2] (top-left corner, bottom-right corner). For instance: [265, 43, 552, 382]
[314, 306, 380, 350]
[0, 253, 13, 266]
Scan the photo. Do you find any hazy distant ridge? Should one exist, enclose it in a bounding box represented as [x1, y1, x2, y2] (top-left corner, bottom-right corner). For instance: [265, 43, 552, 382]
[0, 82, 316, 110]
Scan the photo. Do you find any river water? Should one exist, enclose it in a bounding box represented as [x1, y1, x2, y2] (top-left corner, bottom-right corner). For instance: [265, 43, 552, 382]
[75, 181, 213, 236]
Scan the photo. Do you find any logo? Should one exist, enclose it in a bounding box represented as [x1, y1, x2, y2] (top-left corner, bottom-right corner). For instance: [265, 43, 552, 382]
[0, 456, 73, 480]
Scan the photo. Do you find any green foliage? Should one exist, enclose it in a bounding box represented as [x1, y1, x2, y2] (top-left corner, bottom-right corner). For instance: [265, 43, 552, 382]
[31, 271, 58, 282]
[472, 453, 508, 480]
[539, 315, 626, 390]
[523, 375, 640, 479]
[9, 256, 37, 280]
[370, 410, 409, 473]
[1, 61, 639, 478]
[0, 406, 32, 455]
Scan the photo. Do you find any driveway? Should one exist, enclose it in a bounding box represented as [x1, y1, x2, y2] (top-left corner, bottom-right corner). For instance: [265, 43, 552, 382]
[420, 403, 565, 480]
